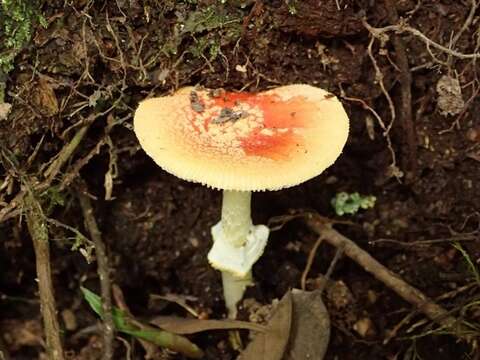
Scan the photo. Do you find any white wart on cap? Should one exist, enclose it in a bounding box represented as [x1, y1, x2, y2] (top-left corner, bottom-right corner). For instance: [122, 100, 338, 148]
[134, 84, 349, 191]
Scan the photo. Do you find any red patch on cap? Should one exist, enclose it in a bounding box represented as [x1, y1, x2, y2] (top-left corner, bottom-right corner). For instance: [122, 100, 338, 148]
[211, 92, 314, 160]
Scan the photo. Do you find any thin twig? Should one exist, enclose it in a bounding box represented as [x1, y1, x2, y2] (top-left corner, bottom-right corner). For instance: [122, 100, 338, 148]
[301, 236, 324, 291]
[0, 96, 122, 223]
[78, 183, 114, 360]
[362, 20, 480, 59]
[366, 36, 396, 135]
[451, 0, 478, 50]
[23, 190, 65, 360]
[323, 245, 344, 283]
[369, 233, 478, 247]
[43, 125, 90, 182]
[59, 137, 107, 191]
[0, 125, 90, 223]
[384, 0, 417, 178]
[305, 214, 473, 341]
[317, 244, 345, 296]
[112, 285, 159, 359]
[383, 282, 477, 344]
[339, 86, 398, 174]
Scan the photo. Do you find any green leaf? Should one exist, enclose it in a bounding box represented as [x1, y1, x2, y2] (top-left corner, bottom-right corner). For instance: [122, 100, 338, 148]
[80, 287, 204, 359]
[80, 286, 130, 330]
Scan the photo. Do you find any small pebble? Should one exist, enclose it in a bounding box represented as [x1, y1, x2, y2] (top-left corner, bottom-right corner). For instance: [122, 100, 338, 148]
[353, 317, 376, 338]
[61, 309, 78, 331]
[466, 128, 479, 142]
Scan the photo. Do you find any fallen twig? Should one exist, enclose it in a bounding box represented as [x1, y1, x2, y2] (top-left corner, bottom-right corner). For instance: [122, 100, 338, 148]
[78, 183, 114, 360]
[384, 282, 477, 344]
[305, 213, 473, 340]
[23, 190, 65, 360]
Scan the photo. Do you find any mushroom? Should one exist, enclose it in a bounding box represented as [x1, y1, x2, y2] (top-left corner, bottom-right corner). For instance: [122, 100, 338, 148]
[134, 84, 349, 317]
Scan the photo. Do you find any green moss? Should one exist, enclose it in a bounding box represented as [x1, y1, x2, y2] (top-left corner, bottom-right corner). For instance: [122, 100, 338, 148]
[285, 0, 298, 15]
[331, 192, 376, 216]
[40, 186, 66, 215]
[0, 0, 46, 74]
[162, 4, 242, 61]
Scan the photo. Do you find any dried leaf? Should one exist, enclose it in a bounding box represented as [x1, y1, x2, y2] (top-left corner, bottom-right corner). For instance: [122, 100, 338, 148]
[151, 316, 266, 334]
[150, 293, 200, 317]
[239, 289, 330, 360]
[0, 102, 12, 120]
[283, 289, 330, 360]
[436, 75, 464, 116]
[239, 291, 293, 360]
[31, 78, 59, 116]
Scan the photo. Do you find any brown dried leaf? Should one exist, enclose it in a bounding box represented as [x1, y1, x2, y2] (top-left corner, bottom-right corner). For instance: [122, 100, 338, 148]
[240, 290, 330, 360]
[150, 293, 200, 317]
[150, 316, 266, 335]
[0, 102, 12, 120]
[436, 75, 464, 116]
[31, 78, 59, 117]
[283, 289, 330, 360]
[239, 291, 293, 360]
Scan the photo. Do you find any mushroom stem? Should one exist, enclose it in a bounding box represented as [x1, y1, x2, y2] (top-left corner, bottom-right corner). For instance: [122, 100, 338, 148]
[208, 190, 269, 318]
[221, 190, 253, 318]
[221, 190, 252, 247]
[221, 271, 252, 319]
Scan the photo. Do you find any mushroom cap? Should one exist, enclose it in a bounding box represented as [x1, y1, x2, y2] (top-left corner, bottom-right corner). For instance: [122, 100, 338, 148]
[134, 84, 349, 191]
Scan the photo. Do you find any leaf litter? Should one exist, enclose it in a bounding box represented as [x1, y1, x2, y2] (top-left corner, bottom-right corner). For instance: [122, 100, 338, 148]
[150, 316, 266, 334]
[240, 288, 330, 360]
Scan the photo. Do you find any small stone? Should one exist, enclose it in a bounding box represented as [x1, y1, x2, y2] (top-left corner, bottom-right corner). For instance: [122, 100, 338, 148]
[235, 64, 247, 73]
[189, 237, 200, 248]
[367, 290, 378, 305]
[353, 317, 376, 338]
[61, 309, 78, 331]
[466, 128, 479, 142]
[327, 280, 354, 309]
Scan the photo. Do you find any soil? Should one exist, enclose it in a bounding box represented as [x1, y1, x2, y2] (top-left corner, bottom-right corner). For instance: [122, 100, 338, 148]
[1, 1, 480, 359]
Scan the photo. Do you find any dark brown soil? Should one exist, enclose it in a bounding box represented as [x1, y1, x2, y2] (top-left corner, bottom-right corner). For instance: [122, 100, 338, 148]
[1, 1, 479, 359]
